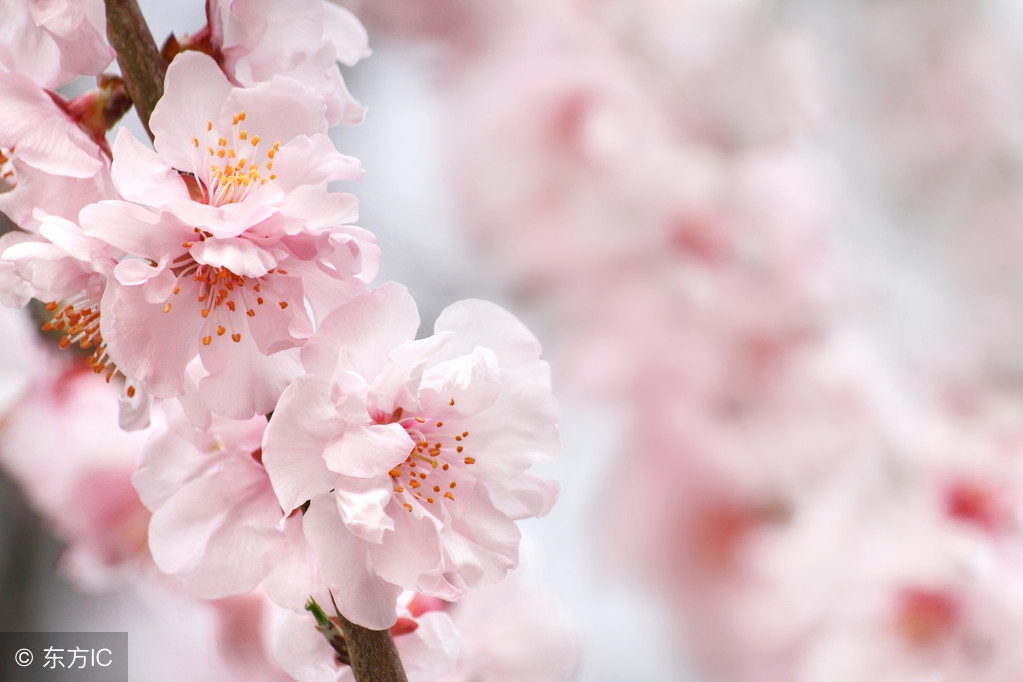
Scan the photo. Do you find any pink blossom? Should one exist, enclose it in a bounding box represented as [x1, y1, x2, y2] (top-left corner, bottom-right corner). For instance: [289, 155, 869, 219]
[83, 51, 377, 419]
[0, 306, 42, 417]
[0, 71, 114, 231]
[0, 0, 112, 88]
[0, 363, 153, 589]
[0, 5, 115, 234]
[0, 212, 154, 427]
[132, 404, 286, 599]
[438, 574, 578, 682]
[450, 11, 692, 291]
[772, 465, 1023, 682]
[0, 211, 159, 427]
[339, 0, 513, 50]
[196, 0, 370, 125]
[262, 283, 559, 628]
[210, 591, 294, 682]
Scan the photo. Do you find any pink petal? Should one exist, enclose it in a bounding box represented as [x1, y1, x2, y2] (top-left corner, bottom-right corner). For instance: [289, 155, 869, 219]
[147, 460, 285, 598]
[101, 278, 201, 399]
[221, 74, 329, 144]
[370, 504, 448, 598]
[323, 421, 413, 478]
[279, 186, 359, 230]
[30, 0, 114, 78]
[117, 380, 151, 431]
[433, 299, 544, 367]
[80, 200, 185, 260]
[304, 495, 402, 629]
[197, 337, 303, 419]
[460, 371, 560, 477]
[0, 159, 112, 231]
[270, 135, 363, 190]
[331, 477, 395, 543]
[151, 52, 234, 172]
[110, 129, 191, 206]
[488, 472, 560, 519]
[262, 513, 336, 611]
[191, 237, 277, 278]
[263, 375, 345, 512]
[0, 71, 102, 177]
[271, 608, 357, 682]
[167, 186, 284, 238]
[397, 612, 459, 681]
[322, 3, 370, 66]
[301, 283, 419, 381]
[418, 347, 503, 418]
[441, 485, 521, 587]
[112, 258, 163, 286]
[366, 334, 451, 418]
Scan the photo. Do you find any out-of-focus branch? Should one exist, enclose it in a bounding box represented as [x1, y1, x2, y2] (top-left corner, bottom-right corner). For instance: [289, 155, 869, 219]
[104, 0, 166, 140]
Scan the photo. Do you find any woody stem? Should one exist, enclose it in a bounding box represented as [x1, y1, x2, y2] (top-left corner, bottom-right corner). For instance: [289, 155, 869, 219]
[103, 0, 166, 141]
[334, 610, 409, 682]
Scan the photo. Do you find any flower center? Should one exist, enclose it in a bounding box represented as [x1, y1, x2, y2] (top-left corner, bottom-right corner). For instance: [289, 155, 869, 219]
[384, 401, 476, 512]
[162, 232, 294, 347]
[42, 293, 118, 383]
[895, 588, 959, 648]
[0, 146, 17, 188]
[190, 111, 280, 207]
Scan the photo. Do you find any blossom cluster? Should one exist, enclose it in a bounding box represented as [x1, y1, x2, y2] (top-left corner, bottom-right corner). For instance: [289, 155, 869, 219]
[0, 1, 566, 680]
[350, 0, 1023, 679]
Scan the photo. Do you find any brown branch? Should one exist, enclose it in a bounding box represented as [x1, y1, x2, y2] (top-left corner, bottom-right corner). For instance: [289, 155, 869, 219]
[104, 0, 166, 140]
[333, 603, 409, 682]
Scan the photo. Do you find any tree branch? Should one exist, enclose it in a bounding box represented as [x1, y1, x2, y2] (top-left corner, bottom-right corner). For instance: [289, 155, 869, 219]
[334, 606, 409, 682]
[104, 0, 166, 140]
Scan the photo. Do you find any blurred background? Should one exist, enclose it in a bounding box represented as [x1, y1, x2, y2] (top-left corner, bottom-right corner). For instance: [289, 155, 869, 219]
[7, 0, 1023, 680]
